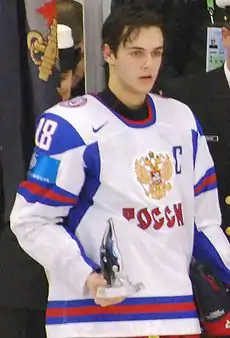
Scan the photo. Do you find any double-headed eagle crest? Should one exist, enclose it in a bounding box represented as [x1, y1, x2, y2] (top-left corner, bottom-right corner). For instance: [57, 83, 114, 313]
[135, 151, 173, 200]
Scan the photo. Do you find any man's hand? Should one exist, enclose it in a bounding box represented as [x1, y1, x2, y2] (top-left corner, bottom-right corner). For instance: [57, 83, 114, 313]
[86, 272, 125, 307]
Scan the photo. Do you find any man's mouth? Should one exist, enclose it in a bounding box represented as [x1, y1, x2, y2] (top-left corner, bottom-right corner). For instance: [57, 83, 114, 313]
[139, 75, 153, 80]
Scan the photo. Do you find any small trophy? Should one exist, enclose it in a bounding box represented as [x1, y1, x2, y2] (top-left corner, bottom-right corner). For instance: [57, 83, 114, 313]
[96, 218, 144, 298]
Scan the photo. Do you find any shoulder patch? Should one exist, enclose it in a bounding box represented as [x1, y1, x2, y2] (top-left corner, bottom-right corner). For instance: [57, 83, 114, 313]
[59, 96, 87, 108]
[28, 152, 60, 184]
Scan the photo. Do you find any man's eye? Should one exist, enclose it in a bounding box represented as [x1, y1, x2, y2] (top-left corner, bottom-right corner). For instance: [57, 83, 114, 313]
[153, 50, 163, 57]
[131, 51, 143, 57]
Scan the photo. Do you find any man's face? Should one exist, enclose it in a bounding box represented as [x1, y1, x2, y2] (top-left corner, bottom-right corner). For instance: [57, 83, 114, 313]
[107, 26, 163, 95]
[58, 70, 73, 101]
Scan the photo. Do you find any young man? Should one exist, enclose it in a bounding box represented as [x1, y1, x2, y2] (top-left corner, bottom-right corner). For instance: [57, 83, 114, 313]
[10, 4, 230, 338]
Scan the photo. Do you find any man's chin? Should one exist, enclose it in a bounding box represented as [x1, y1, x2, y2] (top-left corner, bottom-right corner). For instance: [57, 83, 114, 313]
[136, 84, 155, 94]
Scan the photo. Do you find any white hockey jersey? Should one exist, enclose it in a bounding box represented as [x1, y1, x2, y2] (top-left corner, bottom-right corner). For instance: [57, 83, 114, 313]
[10, 93, 230, 338]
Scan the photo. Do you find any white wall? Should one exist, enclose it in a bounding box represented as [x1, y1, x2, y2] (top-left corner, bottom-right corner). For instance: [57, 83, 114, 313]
[74, 0, 105, 93]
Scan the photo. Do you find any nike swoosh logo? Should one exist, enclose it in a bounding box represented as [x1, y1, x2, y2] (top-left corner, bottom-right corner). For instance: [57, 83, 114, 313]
[92, 122, 107, 133]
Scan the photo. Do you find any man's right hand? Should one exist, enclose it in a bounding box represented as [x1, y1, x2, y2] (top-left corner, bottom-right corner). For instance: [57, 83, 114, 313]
[86, 272, 125, 307]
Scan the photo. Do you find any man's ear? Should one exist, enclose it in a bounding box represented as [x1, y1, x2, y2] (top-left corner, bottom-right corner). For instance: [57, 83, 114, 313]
[103, 43, 116, 65]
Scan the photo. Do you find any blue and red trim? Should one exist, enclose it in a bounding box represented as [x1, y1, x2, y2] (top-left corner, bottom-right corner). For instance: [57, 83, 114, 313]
[92, 94, 156, 128]
[194, 167, 217, 197]
[18, 180, 78, 207]
[46, 295, 197, 325]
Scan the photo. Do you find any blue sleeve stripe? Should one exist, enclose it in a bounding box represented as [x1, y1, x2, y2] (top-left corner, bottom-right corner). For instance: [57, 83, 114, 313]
[192, 130, 198, 169]
[64, 227, 99, 271]
[193, 225, 230, 283]
[195, 117, 204, 136]
[194, 167, 217, 197]
[67, 142, 101, 233]
[18, 181, 78, 207]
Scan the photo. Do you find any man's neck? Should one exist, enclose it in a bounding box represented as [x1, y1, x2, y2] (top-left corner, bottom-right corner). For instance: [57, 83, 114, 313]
[108, 80, 147, 110]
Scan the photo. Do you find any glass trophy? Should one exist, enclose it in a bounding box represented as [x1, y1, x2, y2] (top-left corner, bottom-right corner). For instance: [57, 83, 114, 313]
[96, 218, 144, 298]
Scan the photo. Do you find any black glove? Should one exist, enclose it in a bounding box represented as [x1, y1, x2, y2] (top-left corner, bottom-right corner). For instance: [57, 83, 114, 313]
[190, 259, 230, 336]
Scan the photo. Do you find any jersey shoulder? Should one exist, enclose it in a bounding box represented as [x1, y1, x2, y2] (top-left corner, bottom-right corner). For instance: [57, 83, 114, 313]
[46, 94, 107, 132]
[148, 93, 200, 134]
[36, 95, 112, 155]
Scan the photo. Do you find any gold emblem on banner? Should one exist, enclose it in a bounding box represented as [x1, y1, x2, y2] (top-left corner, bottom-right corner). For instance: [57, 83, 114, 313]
[27, 0, 58, 82]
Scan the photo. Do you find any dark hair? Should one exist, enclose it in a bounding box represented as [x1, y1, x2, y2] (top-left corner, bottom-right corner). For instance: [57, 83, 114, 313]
[57, 0, 83, 46]
[222, 10, 230, 29]
[102, 4, 164, 55]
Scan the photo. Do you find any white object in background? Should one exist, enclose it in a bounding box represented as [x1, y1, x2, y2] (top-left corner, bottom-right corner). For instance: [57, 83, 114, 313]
[206, 26, 226, 72]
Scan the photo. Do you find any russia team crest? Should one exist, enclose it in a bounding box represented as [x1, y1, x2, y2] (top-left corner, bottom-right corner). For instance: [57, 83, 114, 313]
[135, 151, 173, 200]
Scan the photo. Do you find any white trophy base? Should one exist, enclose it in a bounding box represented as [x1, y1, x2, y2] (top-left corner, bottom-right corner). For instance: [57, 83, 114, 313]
[96, 282, 144, 298]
